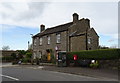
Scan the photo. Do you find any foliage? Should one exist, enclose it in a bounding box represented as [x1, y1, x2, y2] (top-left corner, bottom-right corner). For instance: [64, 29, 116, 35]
[11, 53, 17, 60]
[2, 56, 13, 61]
[17, 50, 27, 55]
[26, 52, 32, 58]
[12, 60, 18, 65]
[22, 58, 30, 63]
[67, 49, 120, 60]
[2, 46, 10, 50]
[90, 63, 99, 68]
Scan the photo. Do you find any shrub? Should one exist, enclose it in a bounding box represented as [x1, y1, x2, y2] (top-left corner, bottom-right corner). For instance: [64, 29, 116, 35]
[11, 53, 17, 60]
[41, 55, 47, 62]
[2, 56, 14, 61]
[67, 49, 120, 60]
[90, 63, 99, 68]
[22, 58, 30, 63]
[26, 52, 32, 58]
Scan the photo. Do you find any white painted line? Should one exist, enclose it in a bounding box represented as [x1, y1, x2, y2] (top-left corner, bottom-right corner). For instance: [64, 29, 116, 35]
[38, 66, 44, 69]
[0, 74, 19, 81]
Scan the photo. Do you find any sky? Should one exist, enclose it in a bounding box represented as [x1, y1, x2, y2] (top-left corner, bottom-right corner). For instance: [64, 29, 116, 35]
[0, 0, 119, 50]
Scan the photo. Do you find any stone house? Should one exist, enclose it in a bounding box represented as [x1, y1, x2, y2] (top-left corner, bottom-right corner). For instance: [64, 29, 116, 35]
[32, 13, 99, 59]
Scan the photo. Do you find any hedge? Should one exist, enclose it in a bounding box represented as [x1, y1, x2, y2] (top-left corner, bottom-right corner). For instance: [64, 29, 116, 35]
[66, 49, 120, 60]
[2, 56, 14, 61]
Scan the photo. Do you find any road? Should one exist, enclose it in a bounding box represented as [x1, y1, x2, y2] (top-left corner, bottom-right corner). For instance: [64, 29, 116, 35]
[1, 65, 117, 81]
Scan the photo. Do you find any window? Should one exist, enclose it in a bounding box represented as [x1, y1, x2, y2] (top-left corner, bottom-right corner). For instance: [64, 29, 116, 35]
[88, 38, 91, 44]
[48, 36, 50, 44]
[34, 38, 37, 46]
[56, 34, 61, 43]
[39, 37, 42, 45]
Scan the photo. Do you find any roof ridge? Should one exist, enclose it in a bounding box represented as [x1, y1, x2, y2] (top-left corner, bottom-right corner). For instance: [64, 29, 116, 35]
[46, 21, 73, 30]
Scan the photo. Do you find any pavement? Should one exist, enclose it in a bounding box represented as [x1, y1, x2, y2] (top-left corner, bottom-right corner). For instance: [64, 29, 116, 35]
[43, 65, 118, 81]
[2, 62, 119, 81]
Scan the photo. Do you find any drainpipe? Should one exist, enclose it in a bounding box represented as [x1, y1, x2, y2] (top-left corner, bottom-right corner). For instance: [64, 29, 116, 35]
[69, 36, 71, 52]
[86, 30, 88, 50]
[66, 30, 69, 52]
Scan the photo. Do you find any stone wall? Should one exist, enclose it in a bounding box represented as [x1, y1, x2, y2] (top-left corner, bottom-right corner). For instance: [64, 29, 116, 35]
[98, 59, 119, 70]
[87, 28, 99, 50]
[70, 35, 86, 52]
[33, 31, 68, 57]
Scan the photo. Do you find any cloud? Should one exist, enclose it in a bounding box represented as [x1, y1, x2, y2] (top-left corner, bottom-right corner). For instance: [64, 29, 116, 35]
[0, 2, 50, 27]
[0, 1, 118, 50]
[0, 2, 118, 36]
[14, 2, 48, 21]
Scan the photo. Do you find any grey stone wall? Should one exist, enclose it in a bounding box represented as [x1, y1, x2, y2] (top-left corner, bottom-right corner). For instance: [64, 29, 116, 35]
[98, 59, 119, 70]
[87, 28, 99, 50]
[33, 31, 68, 57]
[70, 36, 86, 52]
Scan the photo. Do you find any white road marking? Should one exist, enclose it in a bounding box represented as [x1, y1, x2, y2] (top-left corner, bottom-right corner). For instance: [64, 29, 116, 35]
[38, 66, 44, 69]
[0, 74, 19, 81]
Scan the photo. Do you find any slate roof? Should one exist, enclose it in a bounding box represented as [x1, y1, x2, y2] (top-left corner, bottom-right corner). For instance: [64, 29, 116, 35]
[33, 22, 73, 38]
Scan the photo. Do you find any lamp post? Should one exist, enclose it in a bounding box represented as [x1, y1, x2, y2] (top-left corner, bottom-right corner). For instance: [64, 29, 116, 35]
[28, 41, 30, 50]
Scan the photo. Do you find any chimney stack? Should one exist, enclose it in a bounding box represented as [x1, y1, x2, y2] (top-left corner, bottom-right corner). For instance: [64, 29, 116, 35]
[40, 24, 45, 32]
[73, 13, 79, 23]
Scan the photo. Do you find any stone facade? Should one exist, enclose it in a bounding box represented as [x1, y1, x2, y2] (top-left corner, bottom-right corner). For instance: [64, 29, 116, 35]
[32, 13, 99, 59]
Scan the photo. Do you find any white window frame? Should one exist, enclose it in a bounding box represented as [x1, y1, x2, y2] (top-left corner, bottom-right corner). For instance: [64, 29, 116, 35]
[88, 37, 91, 44]
[39, 37, 42, 45]
[48, 36, 50, 44]
[56, 34, 61, 43]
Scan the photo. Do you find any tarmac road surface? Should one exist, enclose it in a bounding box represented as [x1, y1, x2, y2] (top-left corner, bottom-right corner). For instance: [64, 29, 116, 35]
[1, 66, 118, 81]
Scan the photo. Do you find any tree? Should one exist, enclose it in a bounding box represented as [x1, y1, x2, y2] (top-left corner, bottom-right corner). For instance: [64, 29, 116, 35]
[26, 52, 32, 58]
[2, 46, 10, 50]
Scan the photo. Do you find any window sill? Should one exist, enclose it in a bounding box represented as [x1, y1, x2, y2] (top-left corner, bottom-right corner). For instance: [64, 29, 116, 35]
[56, 43, 61, 44]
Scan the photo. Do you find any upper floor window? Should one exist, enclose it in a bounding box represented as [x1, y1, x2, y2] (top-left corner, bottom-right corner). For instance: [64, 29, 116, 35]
[56, 34, 61, 43]
[48, 36, 50, 44]
[88, 37, 91, 44]
[34, 38, 37, 46]
[39, 37, 42, 45]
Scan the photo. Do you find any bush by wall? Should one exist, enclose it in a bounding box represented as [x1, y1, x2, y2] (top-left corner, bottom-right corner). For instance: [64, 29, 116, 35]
[22, 58, 31, 63]
[2, 56, 14, 62]
[67, 49, 120, 60]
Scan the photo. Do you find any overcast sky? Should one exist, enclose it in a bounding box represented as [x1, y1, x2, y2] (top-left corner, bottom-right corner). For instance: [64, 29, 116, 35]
[0, 0, 119, 50]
